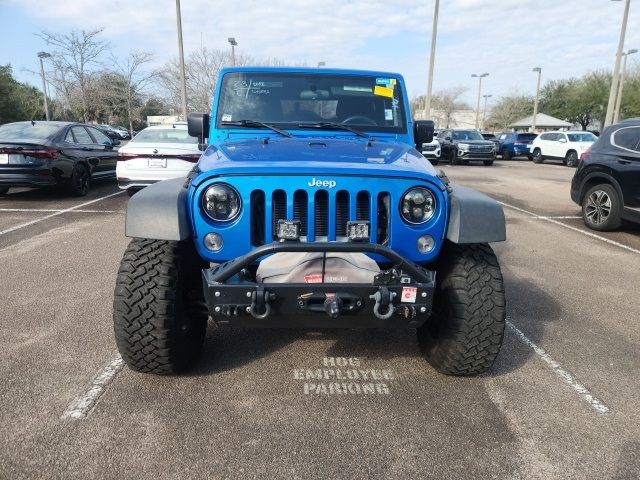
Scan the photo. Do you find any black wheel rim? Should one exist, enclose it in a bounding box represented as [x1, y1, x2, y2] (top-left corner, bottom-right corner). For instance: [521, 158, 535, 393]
[74, 166, 89, 193]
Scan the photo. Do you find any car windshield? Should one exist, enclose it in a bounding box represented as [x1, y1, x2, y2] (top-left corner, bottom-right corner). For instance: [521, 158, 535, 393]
[567, 132, 597, 142]
[452, 130, 484, 141]
[517, 133, 537, 142]
[131, 129, 197, 144]
[216, 72, 407, 133]
[0, 122, 60, 141]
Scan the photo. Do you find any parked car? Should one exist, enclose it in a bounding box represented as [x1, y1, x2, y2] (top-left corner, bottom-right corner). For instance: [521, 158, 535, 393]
[109, 125, 132, 140]
[114, 66, 507, 377]
[530, 130, 597, 167]
[116, 122, 200, 195]
[438, 129, 496, 165]
[570, 118, 640, 231]
[482, 132, 499, 145]
[420, 138, 441, 165]
[94, 124, 122, 141]
[496, 132, 537, 160]
[0, 121, 119, 196]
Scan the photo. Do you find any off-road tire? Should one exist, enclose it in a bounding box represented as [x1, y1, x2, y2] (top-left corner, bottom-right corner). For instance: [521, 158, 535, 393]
[113, 238, 209, 374]
[582, 183, 622, 231]
[532, 148, 544, 164]
[68, 163, 90, 196]
[417, 242, 506, 376]
[501, 148, 511, 160]
[565, 150, 579, 167]
[0, 186, 9, 196]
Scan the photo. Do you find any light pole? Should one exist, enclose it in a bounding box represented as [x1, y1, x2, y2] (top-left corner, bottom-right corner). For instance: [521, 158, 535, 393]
[37, 51, 51, 121]
[175, 0, 188, 120]
[531, 67, 542, 132]
[317, 61, 326, 68]
[472, 73, 489, 130]
[604, 0, 631, 127]
[228, 37, 237, 67]
[482, 94, 492, 131]
[423, 0, 440, 120]
[613, 48, 638, 123]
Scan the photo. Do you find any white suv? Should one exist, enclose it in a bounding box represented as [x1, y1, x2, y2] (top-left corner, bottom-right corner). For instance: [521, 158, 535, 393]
[530, 131, 597, 167]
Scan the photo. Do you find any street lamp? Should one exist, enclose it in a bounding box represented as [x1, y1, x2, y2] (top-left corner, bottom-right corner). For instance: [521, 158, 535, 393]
[471, 73, 489, 130]
[37, 51, 51, 121]
[317, 61, 326, 68]
[613, 48, 638, 123]
[423, 0, 440, 120]
[175, 0, 188, 120]
[531, 67, 542, 132]
[228, 37, 238, 67]
[604, 0, 631, 127]
[482, 94, 492, 131]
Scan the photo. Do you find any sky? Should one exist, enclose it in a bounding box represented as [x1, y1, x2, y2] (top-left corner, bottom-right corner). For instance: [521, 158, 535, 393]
[1, 0, 639, 108]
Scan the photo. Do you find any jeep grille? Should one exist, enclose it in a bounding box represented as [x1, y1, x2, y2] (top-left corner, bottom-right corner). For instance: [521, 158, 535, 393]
[249, 188, 390, 245]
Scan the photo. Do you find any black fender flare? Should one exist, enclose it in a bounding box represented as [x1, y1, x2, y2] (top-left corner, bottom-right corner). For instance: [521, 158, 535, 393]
[446, 185, 506, 244]
[580, 171, 624, 205]
[125, 177, 191, 240]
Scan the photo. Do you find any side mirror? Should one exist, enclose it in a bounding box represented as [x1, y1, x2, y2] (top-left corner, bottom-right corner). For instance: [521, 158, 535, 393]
[413, 120, 435, 148]
[188, 112, 210, 151]
[558, 137, 567, 143]
[445, 136, 452, 141]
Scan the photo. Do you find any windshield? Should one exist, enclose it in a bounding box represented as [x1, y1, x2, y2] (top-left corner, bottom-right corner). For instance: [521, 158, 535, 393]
[0, 123, 60, 142]
[452, 130, 484, 141]
[216, 72, 407, 133]
[131, 129, 197, 144]
[517, 133, 537, 142]
[567, 132, 597, 142]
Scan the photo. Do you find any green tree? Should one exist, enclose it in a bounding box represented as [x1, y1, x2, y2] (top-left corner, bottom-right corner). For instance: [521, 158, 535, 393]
[0, 65, 46, 123]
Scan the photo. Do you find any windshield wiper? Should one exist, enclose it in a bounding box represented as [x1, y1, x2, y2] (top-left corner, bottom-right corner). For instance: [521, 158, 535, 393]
[221, 119, 292, 138]
[298, 122, 370, 139]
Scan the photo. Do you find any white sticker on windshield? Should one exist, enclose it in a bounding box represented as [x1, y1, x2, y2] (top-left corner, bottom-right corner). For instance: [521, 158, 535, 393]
[384, 109, 393, 121]
[222, 114, 232, 122]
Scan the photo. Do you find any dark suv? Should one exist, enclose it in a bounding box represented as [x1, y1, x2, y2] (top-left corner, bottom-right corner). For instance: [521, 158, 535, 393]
[497, 132, 537, 160]
[438, 129, 496, 165]
[570, 118, 640, 231]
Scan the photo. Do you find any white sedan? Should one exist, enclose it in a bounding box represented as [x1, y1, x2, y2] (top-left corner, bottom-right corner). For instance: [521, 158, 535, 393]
[116, 123, 201, 194]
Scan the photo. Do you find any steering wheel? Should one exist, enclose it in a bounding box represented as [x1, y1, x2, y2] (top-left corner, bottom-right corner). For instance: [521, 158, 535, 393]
[341, 115, 377, 126]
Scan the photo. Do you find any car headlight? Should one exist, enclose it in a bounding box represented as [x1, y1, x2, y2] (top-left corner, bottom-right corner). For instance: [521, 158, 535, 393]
[202, 183, 241, 221]
[458, 143, 470, 150]
[400, 187, 436, 224]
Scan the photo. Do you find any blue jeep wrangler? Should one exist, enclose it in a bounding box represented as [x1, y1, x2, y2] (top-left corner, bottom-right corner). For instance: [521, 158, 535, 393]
[114, 67, 506, 376]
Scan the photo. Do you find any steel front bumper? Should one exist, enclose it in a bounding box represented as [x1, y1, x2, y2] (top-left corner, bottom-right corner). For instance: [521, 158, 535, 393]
[203, 242, 436, 328]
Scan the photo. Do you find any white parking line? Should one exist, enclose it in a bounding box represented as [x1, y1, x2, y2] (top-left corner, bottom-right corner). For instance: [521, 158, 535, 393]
[0, 191, 124, 237]
[61, 355, 125, 420]
[499, 201, 640, 256]
[507, 320, 609, 414]
[0, 208, 121, 213]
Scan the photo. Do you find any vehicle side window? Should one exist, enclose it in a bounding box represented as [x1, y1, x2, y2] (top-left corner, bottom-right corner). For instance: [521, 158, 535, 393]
[546, 133, 558, 141]
[499, 134, 507, 140]
[64, 129, 75, 143]
[88, 127, 112, 145]
[612, 126, 640, 152]
[539, 133, 549, 140]
[71, 126, 93, 144]
[558, 133, 567, 142]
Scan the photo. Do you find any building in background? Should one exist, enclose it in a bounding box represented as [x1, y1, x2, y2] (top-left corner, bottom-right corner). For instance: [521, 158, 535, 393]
[510, 113, 572, 132]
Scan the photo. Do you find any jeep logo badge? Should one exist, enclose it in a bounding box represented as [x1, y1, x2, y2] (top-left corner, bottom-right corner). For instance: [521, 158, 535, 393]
[308, 178, 337, 188]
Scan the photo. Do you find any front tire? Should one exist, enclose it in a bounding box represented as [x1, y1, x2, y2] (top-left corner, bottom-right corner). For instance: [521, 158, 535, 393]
[532, 148, 544, 164]
[68, 163, 90, 196]
[113, 238, 209, 374]
[417, 243, 506, 376]
[501, 148, 511, 160]
[450, 149, 461, 165]
[429, 158, 440, 166]
[582, 184, 622, 231]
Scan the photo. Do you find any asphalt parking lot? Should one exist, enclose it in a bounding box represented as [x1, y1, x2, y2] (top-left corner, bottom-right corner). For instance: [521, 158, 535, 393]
[1, 161, 639, 479]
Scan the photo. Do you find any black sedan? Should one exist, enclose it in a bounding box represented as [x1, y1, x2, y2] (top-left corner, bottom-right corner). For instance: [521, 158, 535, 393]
[0, 121, 119, 196]
[571, 118, 640, 231]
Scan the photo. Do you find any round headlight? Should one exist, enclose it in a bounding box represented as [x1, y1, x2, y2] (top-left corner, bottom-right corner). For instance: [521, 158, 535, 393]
[400, 187, 435, 224]
[202, 183, 241, 221]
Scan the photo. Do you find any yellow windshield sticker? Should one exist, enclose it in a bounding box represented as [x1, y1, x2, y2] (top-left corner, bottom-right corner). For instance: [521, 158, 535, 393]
[374, 85, 394, 98]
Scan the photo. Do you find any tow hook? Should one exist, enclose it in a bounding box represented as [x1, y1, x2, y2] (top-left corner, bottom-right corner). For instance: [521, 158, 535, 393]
[323, 295, 343, 319]
[249, 286, 274, 319]
[370, 287, 396, 320]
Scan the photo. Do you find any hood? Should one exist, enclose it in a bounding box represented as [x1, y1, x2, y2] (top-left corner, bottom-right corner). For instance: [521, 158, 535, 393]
[195, 137, 442, 186]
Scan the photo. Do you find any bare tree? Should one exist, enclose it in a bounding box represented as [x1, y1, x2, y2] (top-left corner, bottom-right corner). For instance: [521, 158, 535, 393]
[112, 51, 154, 133]
[486, 95, 534, 131]
[431, 87, 469, 128]
[38, 29, 109, 122]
